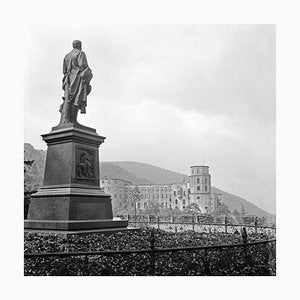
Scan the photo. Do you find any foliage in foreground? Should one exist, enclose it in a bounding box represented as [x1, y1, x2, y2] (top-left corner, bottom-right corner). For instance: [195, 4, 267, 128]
[24, 229, 275, 276]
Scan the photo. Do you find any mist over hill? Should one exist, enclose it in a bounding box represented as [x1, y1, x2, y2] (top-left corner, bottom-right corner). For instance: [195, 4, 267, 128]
[107, 161, 189, 184]
[24, 143, 274, 218]
[211, 187, 272, 218]
[100, 162, 153, 185]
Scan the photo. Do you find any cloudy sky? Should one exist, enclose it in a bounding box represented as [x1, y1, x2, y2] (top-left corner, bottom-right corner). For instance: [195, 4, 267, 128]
[24, 24, 275, 214]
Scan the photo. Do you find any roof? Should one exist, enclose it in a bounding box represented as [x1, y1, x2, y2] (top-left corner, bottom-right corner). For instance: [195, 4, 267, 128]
[190, 165, 209, 168]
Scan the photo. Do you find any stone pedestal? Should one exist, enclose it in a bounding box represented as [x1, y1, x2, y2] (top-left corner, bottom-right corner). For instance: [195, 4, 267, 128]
[25, 123, 128, 233]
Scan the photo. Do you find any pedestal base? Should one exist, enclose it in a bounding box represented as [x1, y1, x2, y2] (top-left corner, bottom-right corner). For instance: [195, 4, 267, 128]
[24, 227, 138, 237]
[27, 187, 114, 221]
[25, 187, 129, 233]
[24, 219, 130, 238]
[24, 219, 128, 231]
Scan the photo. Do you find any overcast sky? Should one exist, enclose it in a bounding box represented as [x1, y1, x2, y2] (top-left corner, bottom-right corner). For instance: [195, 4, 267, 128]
[24, 24, 275, 214]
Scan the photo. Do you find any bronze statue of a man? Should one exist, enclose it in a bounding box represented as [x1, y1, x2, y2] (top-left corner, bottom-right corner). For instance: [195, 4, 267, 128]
[59, 40, 93, 125]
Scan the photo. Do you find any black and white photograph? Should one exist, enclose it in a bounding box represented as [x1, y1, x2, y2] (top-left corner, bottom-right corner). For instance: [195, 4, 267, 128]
[23, 24, 276, 276]
[3, 0, 300, 298]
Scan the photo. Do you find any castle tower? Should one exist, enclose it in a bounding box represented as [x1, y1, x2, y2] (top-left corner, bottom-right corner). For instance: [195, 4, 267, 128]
[189, 165, 212, 213]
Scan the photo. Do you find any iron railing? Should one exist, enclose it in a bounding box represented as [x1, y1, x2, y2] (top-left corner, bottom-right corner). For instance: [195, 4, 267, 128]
[120, 214, 276, 227]
[128, 220, 276, 237]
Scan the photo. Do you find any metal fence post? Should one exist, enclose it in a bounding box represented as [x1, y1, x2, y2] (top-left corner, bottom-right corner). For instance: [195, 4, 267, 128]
[242, 227, 248, 243]
[192, 216, 195, 231]
[254, 217, 258, 234]
[203, 249, 211, 275]
[83, 255, 89, 276]
[158, 216, 160, 230]
[224, 216, 228, 233]
[242, 227, 249, 266]
[149, 230, 155, 275]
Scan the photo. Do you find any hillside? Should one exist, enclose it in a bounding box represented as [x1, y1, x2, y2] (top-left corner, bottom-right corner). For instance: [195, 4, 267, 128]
[24, 143, 274, 218]
[101, 162, 152, 185]
[211, 187, 273, 218]
[108, 161, 189, 184]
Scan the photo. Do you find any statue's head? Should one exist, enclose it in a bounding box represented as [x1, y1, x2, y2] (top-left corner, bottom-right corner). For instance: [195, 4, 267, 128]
[72, 40, 82, 50]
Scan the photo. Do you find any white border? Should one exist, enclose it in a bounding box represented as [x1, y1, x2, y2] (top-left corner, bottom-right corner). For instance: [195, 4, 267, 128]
[1, 0, 300, 299]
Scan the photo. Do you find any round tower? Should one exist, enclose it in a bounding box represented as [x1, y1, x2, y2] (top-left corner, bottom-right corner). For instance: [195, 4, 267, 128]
[189, 166, 211, 194]
[189, 165, 212, 213]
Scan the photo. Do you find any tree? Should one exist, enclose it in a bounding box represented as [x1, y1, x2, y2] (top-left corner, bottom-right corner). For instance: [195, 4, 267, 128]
[159, 207, 172, 217]
[24, 160, 34, 174]
[144, 201, 160, 215]
[212, 203, 231, 216]
[233, 208, 240, 217]
[184, 203, 201, 215]
[125, 186, 141, 218]
[240, 204, 246, 216]
[173, 206, 181, 215]
[24, 159, 34, 219]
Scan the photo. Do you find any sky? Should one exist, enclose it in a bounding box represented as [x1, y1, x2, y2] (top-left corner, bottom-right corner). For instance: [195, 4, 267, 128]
[24, 24, 275, 214]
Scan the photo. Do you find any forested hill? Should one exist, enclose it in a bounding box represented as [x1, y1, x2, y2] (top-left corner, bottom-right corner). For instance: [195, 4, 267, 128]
[100, 162, 153, 185]
[106, 161, 189, 184]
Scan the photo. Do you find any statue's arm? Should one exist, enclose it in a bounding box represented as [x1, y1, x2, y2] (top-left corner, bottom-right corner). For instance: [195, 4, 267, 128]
[63, 58, 67, 74]
[62, 58, 68, 90]
[78, 51, 88, 70]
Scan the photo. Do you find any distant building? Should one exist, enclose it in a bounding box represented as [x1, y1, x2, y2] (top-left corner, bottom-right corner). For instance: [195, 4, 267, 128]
[100, 177, 132, 213]
[130, 182, 190, 211]
[100, 165, 222, 214]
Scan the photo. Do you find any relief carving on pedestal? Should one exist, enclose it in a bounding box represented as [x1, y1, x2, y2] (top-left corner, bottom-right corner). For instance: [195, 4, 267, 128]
[76, 149, 95, 180]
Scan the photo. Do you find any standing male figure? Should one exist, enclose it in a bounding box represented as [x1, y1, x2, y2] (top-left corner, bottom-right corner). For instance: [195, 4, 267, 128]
[59, 40, 93, 125]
